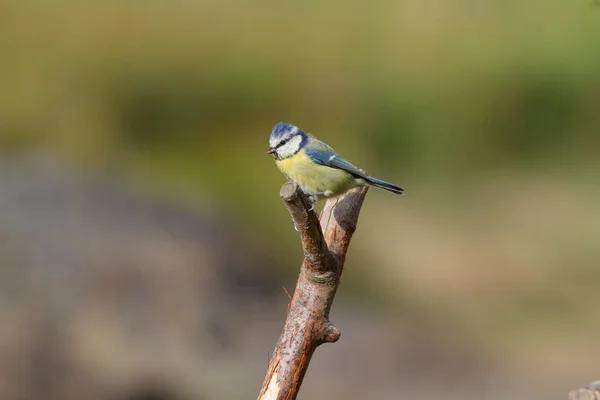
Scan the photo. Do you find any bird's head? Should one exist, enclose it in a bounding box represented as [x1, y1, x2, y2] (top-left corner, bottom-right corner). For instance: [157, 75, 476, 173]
[267, 122, 308, 160]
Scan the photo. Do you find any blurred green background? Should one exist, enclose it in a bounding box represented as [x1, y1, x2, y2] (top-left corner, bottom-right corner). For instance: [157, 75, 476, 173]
[1, 0, 600, 399]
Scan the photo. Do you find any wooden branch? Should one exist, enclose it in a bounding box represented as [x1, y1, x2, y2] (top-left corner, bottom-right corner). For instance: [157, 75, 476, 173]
[258, 182, 368, 400]
[569, 381, 600, 399]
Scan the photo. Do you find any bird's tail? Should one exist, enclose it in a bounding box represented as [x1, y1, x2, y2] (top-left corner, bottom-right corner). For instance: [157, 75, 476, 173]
[364, 176, 404, 195]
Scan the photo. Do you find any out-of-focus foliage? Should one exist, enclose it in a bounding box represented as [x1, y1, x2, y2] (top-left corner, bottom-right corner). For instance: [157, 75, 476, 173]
[1, 0, 600, 398]
[2, 1, 599, 181]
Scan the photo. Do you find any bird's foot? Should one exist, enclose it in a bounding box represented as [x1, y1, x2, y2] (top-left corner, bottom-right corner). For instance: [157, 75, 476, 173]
[305, 192, 325, 208]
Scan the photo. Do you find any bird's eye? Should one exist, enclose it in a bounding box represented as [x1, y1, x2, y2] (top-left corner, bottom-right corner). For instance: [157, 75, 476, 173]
[278, 139, 288, 147]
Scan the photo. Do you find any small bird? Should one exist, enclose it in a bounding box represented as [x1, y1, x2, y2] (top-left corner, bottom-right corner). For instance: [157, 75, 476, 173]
[267, 122, 404, 206]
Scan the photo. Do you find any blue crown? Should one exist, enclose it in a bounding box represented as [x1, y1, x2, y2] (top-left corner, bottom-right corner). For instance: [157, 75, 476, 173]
[270, 122, 304, 141]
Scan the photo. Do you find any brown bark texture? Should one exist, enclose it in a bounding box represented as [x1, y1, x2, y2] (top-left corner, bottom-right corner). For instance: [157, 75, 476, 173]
[257, 182, 368, 400]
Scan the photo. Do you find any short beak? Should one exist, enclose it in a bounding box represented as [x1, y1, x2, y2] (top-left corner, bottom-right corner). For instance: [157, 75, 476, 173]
[266, 147, 276, 155]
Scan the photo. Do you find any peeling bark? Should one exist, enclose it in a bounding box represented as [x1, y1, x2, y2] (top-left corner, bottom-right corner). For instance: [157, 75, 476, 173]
[258, 183, 368, 400]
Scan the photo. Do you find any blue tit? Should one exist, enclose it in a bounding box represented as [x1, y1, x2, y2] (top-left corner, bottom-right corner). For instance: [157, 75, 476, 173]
[267, 122, 404, 205]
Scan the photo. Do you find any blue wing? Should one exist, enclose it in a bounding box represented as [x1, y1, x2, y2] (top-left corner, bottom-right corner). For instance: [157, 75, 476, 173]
[304, 141, 368, 179]
[304, 138, 405, 195]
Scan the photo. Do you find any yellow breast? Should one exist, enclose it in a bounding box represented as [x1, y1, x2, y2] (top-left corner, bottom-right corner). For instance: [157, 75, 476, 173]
[275, 150, 355, 196]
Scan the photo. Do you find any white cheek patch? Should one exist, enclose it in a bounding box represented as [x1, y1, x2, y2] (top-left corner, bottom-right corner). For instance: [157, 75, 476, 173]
[277, 135, 303, 159]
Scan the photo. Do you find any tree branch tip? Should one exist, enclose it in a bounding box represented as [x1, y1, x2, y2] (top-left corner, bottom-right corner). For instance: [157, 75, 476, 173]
[279, 182, 300, 201]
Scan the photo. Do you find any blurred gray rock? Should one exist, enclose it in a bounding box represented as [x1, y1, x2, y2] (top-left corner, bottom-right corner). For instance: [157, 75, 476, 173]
[0, 153, 285, 400]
